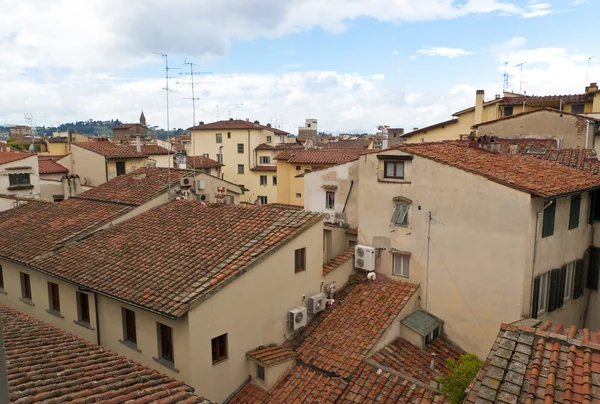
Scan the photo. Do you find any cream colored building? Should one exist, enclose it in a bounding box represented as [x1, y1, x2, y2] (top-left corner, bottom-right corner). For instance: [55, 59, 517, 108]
[304, 142, 600, 358]
[0, 152, 40, 199]
[403, 82, 600, 143]
[188, 119, 292, 204]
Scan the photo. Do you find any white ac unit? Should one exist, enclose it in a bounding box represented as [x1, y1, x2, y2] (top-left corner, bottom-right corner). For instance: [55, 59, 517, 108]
[324, 213, 336, 224]
[355, 245, 376, 271]
[180, 177, 193, 188]
[288, 306, 307, 330]
[307, 293, 326, 314]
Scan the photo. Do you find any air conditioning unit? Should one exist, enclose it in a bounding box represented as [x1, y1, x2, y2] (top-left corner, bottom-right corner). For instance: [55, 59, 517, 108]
[307, 293, 326, 314]
[288, 306, 307, 330]
[180, 177, 193, 188]
[324, 213, 336, 224]
[355, 245, 376, 271]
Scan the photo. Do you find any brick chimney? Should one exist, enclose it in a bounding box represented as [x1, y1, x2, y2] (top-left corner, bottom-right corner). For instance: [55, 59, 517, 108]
[474, 90, 485, 125]
[585, 82, 598, 94]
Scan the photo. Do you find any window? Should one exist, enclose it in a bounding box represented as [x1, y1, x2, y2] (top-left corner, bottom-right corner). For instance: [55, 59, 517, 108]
[216, 133, 222, 143]
[326, 191, 335, 209]
[266, 136, 272, 143]
[349, 240, 357, 247]
[260, 175, 267, 185]
[272, 176, 277, 185]
[0, 265, 3, 290]
[238, 164, 245, 174]
[504, 106, 513, 116]
[20, 272, 31, 301]
[532, 272, 549, 316]
[258, 196, 268, 204]
[8, 173, 31, 187]
[565, 262, 574, 301]
[256, 364, 265, 382]
[294, 248, 306, 273]
[122, 308, 137, 345]
[588, 247, 600, 290]
[237, 143, 244, 153]
[573, 259, 585, 299]
[384, 161, 404, 179]
[393, 254, 410, 277]
[542, 200, 555, 238]
[227, 132, 231, 139]
[48, 282, 60, 313]
[204, 168, 211, 174]
[425, 325, 440, 344]
[571, 104, 585, 114]
[260, 156, 271, 164]
[569, 194, 581, 230]
[296, 166, 301, 171]
[295, 193, 302, 198]
[202, 153, 209, 158]
[116, 161, 126, 176]
[391, 203, 409, 226]
[76, 291, 90, 324]
[158, 322, 174, 364]
[211, 333, 228, 364]
[304, 168, 311, 173]
[217, 153, 223, 164]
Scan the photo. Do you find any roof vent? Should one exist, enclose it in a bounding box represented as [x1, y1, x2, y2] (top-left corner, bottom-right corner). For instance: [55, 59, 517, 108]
[229, 118, 234, 121]
[266, 123, 272, 127]
[495, 94, 501, 99]
[254, 120, 260, 125]
[198, 121, 204, 126]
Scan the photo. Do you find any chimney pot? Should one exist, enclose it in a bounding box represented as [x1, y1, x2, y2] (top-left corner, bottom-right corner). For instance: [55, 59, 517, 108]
[476, 89, 484, 94]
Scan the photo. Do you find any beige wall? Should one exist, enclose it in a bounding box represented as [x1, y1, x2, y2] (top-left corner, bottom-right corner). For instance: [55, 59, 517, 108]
[70, 145, 107, 186]
[148, 154, 171, 168]
[246, 359, 294, 390]
[476, 110, 589, 149]
[357, 150, 530, 357]
[42, 141, 69, 156]
[194, 173, 241, 204]
[0, 155, 40, 198]
[107, 158, 147, 181]
[186, 221, 326, 402]
[0, 259, 98, 343]
[277, 161, 329, 206]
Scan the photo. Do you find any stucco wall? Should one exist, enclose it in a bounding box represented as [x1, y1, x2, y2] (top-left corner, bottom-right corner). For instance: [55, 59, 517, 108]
[186, 221, 325, 402]
[357, 150, 530, 357]
[39, 178, 64, 201]
[70, 145, 107, 186]
[0, 155, 40, 198]
[107, 158, 147, 181]
[148, 154, 171, 168]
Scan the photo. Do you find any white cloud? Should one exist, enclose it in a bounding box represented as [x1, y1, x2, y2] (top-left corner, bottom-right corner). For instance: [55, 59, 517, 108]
[522, 1, 553, 18]
[371, 74, 385, 80]
[408, 55, 417, 60]
[393, 50, 399, 55]
[418, 47, 474, 58]
[571, 0, 586, 4]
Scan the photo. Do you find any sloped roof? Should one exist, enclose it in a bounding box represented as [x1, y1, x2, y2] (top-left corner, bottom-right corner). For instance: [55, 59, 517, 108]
[472, 107, 600, 128]
[502, 93, 590, 106]
[255, 142, 304, 150]
[246, 344, 296, 367]
[398, 141, 600, 198]
[465, 320, 600, 403]
[37, 202, 321, 317]
[0, 151, 33, 165]
[141, 144, 170, 155]
[0, 198, 131, 264]
[250, 165, 276, 172]
[402, 118, 459, 138]
[322, 246, 354, 276]
[282, 149, 363, 165]
[72, 141, 147, 158]
[0, 304, 207, 403]
[189, 119, 289, 135]
[38, 158, 69, 174]
[536, 148, 600, 175]
[186, 156, 223, 169]
[74, 167, 190, 206]
[320, 139, 372, 149]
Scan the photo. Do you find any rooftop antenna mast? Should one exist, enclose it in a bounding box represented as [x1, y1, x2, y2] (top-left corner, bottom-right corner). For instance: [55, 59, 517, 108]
[588, 57, 594, 85]
[24, 113, 37, 136]
[503, 62, 510, 92]
[515, 62, 526, 94]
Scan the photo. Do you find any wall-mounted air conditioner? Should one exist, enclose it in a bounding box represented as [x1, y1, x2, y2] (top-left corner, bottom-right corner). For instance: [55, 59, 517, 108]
[324, 213, 336, 224]
[307, 293, 326, 314]
[180, 177, 193, 188]
[288, 306, 307, 330]
[355, 245, 376, 271]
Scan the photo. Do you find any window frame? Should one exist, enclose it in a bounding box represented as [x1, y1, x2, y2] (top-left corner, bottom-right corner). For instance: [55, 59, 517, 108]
[266, 135, 272, 143]
[325, 191, 335, 209]
[260, 175, 267, 185]
[294, 248, 306, 273]
[8, 173, 31, 187]
[295, 166, 301, 171]
[258, 196, 268, 204]
[237, 143, 244, 154]
[295, 193, 302, 198]
[504, 106, 513, 116]
[259, 156, 271, 164]
[211, 333, 228, 364]
[565, 262, 574, 301]
[571, 104, 585, 114]
[216, 133, 223, 143]
[76, 291, 91, 325]
[537, 272, 549, 315]
[392, 254, 410, 277]
[157, 322, 175, 364]
[47, 282, 60, 313]
[20, 272, 32, 301]
[237, 164, 245, 175]
[122, 307, 137, 345]
[391, 203, 409, 227]
[542, 200, 555, 238]
[227, 132, 231, 139]
[384, 161, 404, 179]
[272, 175, 277, 186]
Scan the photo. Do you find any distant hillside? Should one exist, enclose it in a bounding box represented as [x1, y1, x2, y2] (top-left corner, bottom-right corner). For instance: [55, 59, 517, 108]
[36, 119, 185, 139]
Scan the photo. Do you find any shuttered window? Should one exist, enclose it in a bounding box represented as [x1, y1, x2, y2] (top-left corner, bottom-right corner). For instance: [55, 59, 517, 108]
[531, 276, 540, 319]
[569, 194, 581, 230]
[542, 201, 555, 238]
[590, 190, 600, 223]
[547, 269, 560, 312]
[557, 266, 566, 308]
[573, 259, 585, 299]
[587, 247, 600, 290]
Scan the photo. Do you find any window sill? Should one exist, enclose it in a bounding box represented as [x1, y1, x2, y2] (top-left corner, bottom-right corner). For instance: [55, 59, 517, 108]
[73, 320, 95, 330]
[46, 309, 64, 319]
[378, 179, 411, 184]
[153, 357, 179, 372]
[393, 274, 410, 279]
[19, 297, 34, 306]
[7, 185, 34, 191]
[120, 339, 142, 353]
[212, 358, 228, 367]
[294, 270, 306, 274]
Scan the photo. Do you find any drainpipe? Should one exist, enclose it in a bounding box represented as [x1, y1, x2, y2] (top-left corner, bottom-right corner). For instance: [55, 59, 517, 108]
[530, 200, 554, 317]
[104, 159, 109, 183]
[94, 292, 101, 345]
[585, 120, 591, 149]
[0, 318, 9, 403]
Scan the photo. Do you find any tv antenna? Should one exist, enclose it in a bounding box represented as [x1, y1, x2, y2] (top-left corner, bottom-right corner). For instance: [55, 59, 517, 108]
[503, 62, 510, 92]
[24, 113, 37, 136]
[588, 57, 594, 84]
[515, 62, 526, 94]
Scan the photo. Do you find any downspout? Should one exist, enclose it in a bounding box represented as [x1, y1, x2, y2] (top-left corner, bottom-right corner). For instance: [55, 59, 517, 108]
[104, 159, 109, 183]
[583, 221, 594, 328]
[342, 180, 354, 213]
[247, 130, 251, 171]
[530, 199, 553, 317]
[94, 292, 101, 345]
[585, 120, 590, 149]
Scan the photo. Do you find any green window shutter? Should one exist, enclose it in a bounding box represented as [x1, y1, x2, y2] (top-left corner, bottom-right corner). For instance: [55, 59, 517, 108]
[569, 194, 581, 230]
[542, 201, 556, 238]
[557, 265, 566, 309]
[574, 259, 584, 299]
[531, 276, 540, 319]
[547, 269, 560, 312]
[587, 247, 600, 290]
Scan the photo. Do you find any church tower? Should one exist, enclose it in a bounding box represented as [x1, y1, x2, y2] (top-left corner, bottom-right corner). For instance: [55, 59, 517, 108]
[139, 110, 146, 126]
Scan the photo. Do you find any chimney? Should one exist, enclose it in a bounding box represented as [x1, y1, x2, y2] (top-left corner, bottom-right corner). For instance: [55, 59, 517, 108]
[61, 175, 69, 199]
[136, 135, 141, 152]
[430, 353, 437, 370]
[585, 82, 598, 94]
[74, 175, 81, 196]
[474, 89, 485, 125]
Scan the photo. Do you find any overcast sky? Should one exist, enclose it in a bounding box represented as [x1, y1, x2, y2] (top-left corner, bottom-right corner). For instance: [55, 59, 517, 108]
[1, 0, 598, 134]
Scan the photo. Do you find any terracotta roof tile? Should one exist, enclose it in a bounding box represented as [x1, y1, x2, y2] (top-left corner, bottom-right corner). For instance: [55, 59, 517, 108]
[322, 246, 354, 276]
[0, 151, 33, 165]
[502, 93, 590, 105]
[72, 141, 147, 158]
[0, 304, 207, 403]
[74, 167, 190, 206]
[0, 198, 131, 264]
[141, 144, 170, 155]
[465, 321, 600, 403]
[246, 344, 296, 367]
[38, 158, 69, 174]
[320, 139, 372, 149]
[255, 142, 304, 150]
[250, 165, 276, 172]
[187, 156, 223, 169]
[472, 107, 600, 128]
[37, 202, 322, 317]
[190, 119, 289, 135]
[280, 149, 364, 165]
[537, 148, 600, 175]
[399, 141, 600, 198]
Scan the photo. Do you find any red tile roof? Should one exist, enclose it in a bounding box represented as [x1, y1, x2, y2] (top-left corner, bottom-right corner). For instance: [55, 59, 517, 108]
[250, 165, 276, 172]
[75, 167, 190, 206]
[190, 119, 289, 135]
[502, 93, 590, 105]
[320, 139, 372, 149]
[280, 149, 364, 165]
[246, 344, 296, 367]
[536, 148, 600, 174]
[255, 142, 303, 150]
[399, 141, 600, 198]
[264, 203, 304, 210]
[0, 151, 33, 165]
[187, 156, 223, 169]
[402, 118, 459, 138]
[37, 202, 322, 317]
[0, 198, 131, 264]
[322, 246, 354, 276]
[0, 304, 206, 403]
[141, 144, 170, 155]
[38, 158, 69, 174]
[72, 141, 148, 158]
[472, 107, 600, 128]
[465, 320, 600, 403]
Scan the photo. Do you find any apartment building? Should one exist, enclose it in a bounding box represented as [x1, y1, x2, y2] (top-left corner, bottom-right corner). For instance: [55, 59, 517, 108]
[0, 151, 40, 199]
[403, 82, 600, 143]
[188, 119, 293, 204]
[304, 141, 600, 357]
